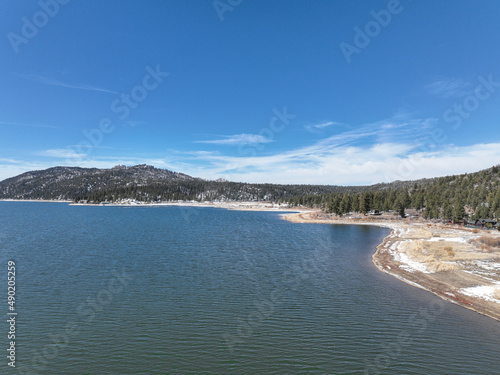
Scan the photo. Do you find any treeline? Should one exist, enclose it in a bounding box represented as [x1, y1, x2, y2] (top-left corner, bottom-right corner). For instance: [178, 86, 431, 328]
[288, 166, 500, 220]
[75, 180, 352, 204]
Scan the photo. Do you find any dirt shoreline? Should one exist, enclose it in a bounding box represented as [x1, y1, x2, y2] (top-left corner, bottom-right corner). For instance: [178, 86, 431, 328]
[69, 200, 311, 212]
[283, 211, 500, 322]
[0, 199, 310, 212]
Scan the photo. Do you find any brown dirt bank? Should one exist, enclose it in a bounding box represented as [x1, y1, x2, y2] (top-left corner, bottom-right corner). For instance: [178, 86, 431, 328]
[282, 212, 500, 322]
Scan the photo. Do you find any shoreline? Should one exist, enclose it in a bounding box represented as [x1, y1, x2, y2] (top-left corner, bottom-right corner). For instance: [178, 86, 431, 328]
[282, 212, 500, 322]
[0, 199, 310, 213]
[0, 199, 73, 203]
[70, 200, 310, 212]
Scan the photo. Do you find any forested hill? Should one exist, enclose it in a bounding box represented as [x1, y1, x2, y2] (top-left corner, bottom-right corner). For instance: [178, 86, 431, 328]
[0, 164, 352, 202]
[312, 165, 500, 221]
[0, 165, 194, 200]
[1, 164, 499, 221]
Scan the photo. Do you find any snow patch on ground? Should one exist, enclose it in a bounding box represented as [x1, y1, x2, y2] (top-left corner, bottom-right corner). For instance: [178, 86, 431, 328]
[474, 261, 500, 271]
[397, 252, 430, 273]
[427, 237, 468, 243]
[460, 285, 500, 304]
[389, 241, 400, 252]
[387, 237, 430, 274]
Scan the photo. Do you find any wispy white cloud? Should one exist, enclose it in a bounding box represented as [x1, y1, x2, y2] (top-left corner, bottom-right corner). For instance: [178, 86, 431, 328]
[178, 142, 500, 185]
[305, 120, 351, 133]
[23, 74, 120, 95]
[2, 141, 500, 185]
[39, 149, 87, 159]
[0, 159, 52, 182]
[167, 117, 494, 184]
[301, 117, 436, 149]
[310, 121, 335, 129]
[425, 77, 473, 99]
[2, 115, 499, 186]
[39, 145, 132, 160]
[195, 134, 274, 145]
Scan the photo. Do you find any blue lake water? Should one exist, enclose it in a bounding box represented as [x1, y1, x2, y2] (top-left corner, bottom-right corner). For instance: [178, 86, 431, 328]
[1, 202, 500, 374]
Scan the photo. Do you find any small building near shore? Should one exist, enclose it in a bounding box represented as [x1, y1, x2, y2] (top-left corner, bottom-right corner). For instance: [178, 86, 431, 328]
[473, 218, 498, 228]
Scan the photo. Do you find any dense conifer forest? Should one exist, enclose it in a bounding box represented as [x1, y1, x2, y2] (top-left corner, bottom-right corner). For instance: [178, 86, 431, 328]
[295, 165, 500, 221]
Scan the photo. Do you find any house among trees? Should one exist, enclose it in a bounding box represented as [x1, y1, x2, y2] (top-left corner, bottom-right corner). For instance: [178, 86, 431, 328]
[473, 219, 498, 228]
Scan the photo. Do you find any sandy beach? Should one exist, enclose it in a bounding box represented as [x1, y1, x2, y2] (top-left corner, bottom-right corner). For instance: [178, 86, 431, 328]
[283, 211, 500, 322]
[0, 198, 304, 212]
[69, 200, 310, 212]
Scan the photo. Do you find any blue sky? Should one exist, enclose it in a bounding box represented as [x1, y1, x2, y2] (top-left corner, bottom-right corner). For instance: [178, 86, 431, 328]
[1, 0, 500, 185]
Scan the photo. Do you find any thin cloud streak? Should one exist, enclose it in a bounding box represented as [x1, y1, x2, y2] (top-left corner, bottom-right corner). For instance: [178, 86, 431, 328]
[425, 77, 473, 99]
[23, 74, 121, 95]
[40, 149, 88, 159]
[300, 117, 436, 152]
[195, 134, 274, 145]
[304, 120, 352, 134]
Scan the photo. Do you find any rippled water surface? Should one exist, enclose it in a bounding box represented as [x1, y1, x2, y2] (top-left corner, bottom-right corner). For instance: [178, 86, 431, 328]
[1, 202, 500, 374]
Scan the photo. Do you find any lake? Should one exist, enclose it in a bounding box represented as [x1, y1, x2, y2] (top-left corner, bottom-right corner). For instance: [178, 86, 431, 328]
[1, 202, 499, 374]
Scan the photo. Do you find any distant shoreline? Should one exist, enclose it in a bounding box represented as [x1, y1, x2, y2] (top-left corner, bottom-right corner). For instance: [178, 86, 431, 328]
[282, 212, 500, 323]
[70, 200, 309, 212]
[0, 199, 309, 213]
[0, 199, 73, 203]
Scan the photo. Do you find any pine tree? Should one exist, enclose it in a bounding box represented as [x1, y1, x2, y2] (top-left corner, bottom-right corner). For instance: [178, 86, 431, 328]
[454, 198, 466, 220]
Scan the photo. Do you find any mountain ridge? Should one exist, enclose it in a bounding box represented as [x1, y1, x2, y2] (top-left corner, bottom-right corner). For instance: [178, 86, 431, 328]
[0, 163, 393, 202]
[0, 164, 194, 200]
